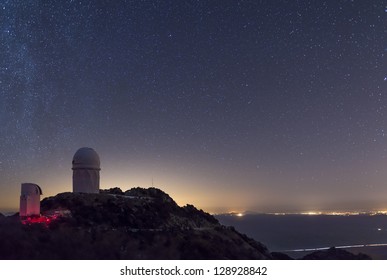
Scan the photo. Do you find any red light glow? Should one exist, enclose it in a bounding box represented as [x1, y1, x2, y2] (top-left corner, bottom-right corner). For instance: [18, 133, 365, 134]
[21, 214, 60, 226]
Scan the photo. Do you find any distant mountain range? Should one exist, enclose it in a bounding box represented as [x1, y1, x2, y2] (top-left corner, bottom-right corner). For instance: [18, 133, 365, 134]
[0, 187, 371, 260]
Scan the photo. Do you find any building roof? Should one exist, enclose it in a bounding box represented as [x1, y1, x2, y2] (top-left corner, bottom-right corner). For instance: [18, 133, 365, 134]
[21, 183, 43, 195]
[72, 147, 101, 170]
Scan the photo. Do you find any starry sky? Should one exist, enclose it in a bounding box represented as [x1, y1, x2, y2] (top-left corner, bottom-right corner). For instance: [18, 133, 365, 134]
[0, 0, 386, 213]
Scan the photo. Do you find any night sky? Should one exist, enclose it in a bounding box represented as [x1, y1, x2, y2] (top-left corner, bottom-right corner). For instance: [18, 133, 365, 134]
[1, 1, 386, 213]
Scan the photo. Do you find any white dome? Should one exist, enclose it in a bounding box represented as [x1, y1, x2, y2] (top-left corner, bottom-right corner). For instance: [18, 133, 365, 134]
[21, 183, 43, 195]
[72, 147, 101, 170]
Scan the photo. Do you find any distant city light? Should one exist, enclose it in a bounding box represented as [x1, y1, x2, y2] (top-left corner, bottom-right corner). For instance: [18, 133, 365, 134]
[266, 210, 387, 216]
[303, 211, 322, 216]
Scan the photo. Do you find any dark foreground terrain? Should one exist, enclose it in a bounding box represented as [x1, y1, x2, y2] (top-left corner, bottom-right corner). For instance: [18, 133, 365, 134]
[0, 187, 371, 260]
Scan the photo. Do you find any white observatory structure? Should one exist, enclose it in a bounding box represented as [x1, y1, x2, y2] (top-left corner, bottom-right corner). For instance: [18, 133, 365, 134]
[20, 183, 42, 217]
[72, 147, 101, 193]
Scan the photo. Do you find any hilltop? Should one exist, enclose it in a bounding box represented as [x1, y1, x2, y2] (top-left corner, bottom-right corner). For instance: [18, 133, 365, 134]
[0, 187, 272, 259]
[0, 187, 373, 260]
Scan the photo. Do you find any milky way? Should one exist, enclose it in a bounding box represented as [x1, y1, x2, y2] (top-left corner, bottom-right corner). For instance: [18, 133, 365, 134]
[0, 1, 386, 213]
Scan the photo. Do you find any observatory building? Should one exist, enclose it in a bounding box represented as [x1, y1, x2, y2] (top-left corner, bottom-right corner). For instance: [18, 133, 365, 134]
[72, 147, 101, 193]
[20, 183, 42, 217]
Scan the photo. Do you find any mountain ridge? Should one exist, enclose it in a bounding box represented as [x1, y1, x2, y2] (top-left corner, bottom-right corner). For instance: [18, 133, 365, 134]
[0, 187, 273, 259]
[0, 187, 372, 260]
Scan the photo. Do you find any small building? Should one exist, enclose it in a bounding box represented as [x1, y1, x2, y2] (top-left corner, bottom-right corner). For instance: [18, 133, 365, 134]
[20, 183, 42, 217]
[72, 147, 101, 193]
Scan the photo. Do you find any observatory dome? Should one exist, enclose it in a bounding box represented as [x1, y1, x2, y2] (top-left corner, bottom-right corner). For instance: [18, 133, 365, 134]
[72, 147, 101, 170]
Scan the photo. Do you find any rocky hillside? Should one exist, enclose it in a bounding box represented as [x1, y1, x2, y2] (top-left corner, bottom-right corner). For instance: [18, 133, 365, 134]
[41, 187, 218, 230]
[0, 187, 373, 260]
[0, 187, 272, 260]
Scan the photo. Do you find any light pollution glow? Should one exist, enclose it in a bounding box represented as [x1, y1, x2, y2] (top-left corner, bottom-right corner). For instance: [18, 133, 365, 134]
[1, 153, 387, 214]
